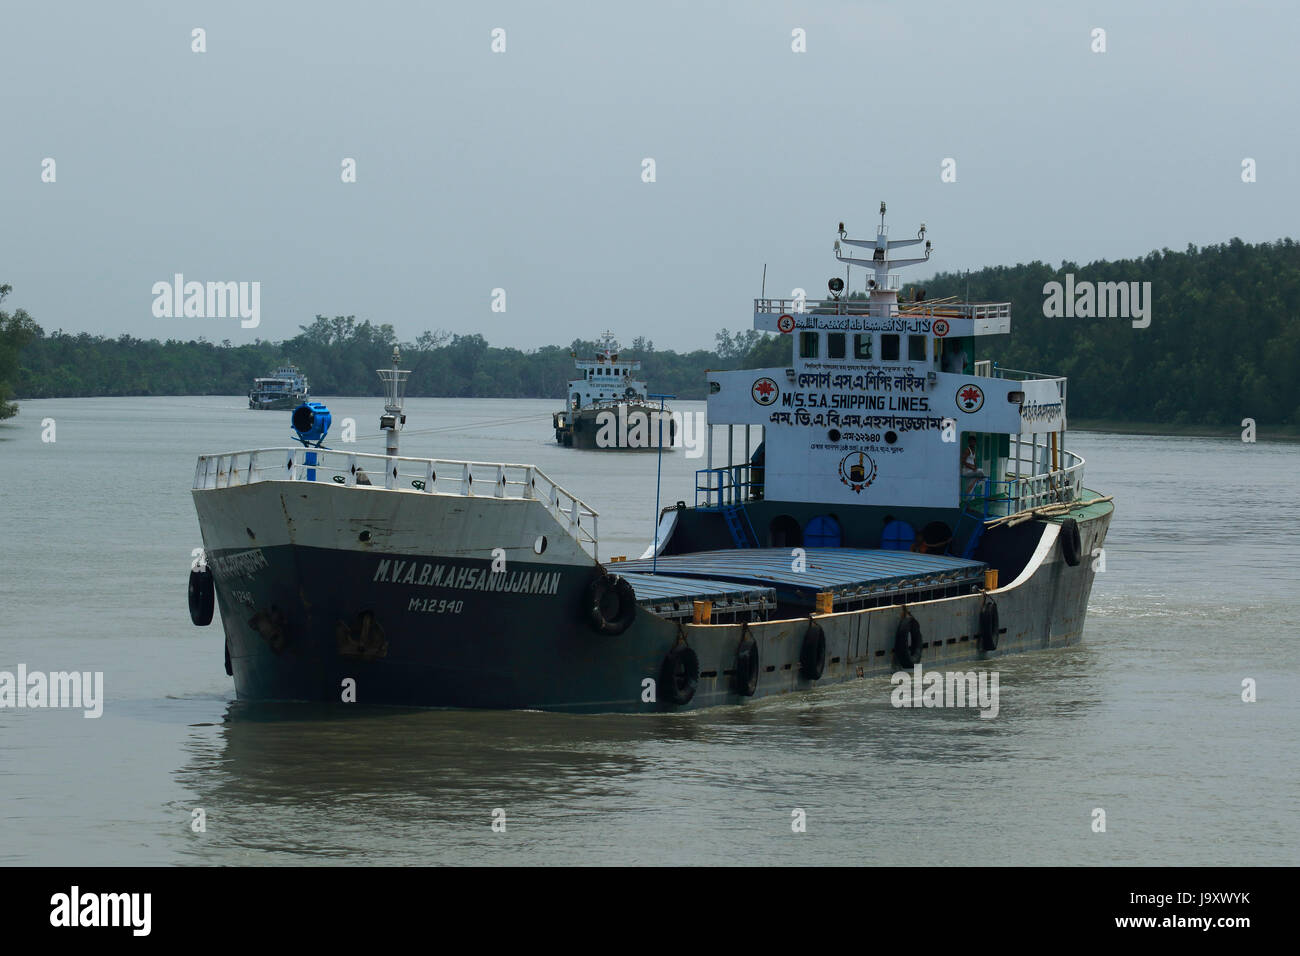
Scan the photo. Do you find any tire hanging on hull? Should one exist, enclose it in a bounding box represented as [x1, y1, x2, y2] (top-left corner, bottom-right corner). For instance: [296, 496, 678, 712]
[978, 598, 1000, 651]
[189, 567, 214, 626]
[734, 625, 760, 696]
[1059, 517, 1082, 567]
[800, 619, 826, 680]
[894, 614, 922, 668]
[584, 573, 637, 635]
[661, 642, 700, 705]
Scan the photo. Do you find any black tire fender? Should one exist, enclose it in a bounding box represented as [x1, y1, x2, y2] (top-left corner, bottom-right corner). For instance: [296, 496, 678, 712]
[800, 619, 826, 680]
[661, 644, 700, 705]
[894, 615, 922, 667]
[978, 598, 1000, 651]
[734, 628, 760, 696]
[1059, 517, 1082, 567]
[584, 573, 637, 635]
[189, 567, 215, 626]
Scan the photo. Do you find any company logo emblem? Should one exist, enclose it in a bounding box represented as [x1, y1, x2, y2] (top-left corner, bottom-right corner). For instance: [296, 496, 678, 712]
[838, 451, 877, 493]
[932, 318, 950, 337]
[777, 314, 796, 334]
[956, 383, 984, 413]
[752, 378, 779, 405]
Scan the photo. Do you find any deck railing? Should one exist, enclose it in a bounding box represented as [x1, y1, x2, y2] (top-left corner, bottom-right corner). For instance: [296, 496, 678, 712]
[696, 462, 759, 510]
[962, 445, 1085, 517]
[193, 447, 600, 558]
[696, 441, 1084, 519]
[755, 297, 1010, 319]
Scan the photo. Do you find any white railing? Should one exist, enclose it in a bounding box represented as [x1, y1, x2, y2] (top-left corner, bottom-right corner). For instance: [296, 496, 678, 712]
[897, 301, 1011, 321]
[755, 297, 1010, 318]
[993, 366, 1066, 384]
[962, 441, 1086, 517]
[193, 447, 600, 557]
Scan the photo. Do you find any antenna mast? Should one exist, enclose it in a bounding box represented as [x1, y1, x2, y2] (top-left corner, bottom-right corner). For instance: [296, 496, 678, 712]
[377, 346, 411, 457]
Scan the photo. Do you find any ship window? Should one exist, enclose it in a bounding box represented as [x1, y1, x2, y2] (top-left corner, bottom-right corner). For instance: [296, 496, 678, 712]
[909, 335, 927, 361]
[799, 332, 819, 358]
[853, 334, 872, 360]
[827, 333, 846, 359]
[881, 334, 900, 361]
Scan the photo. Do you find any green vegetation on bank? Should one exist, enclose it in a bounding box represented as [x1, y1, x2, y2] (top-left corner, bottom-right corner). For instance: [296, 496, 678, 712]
[4, 236, 1299, 426]
[911, 237, 1300, 426]
[1, 285, 41, 419]
[10, 313, 767, 404]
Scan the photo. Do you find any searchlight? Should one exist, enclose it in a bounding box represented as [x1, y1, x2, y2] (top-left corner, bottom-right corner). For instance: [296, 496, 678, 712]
[291, 401, 332, 447]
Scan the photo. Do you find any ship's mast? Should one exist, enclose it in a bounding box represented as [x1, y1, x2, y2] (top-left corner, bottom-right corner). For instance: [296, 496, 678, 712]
[376, 347, 410, 457]
[833, 200, 932, 315]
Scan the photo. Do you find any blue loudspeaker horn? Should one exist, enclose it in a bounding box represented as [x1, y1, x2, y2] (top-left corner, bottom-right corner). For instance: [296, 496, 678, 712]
[291, 402, 332, 446]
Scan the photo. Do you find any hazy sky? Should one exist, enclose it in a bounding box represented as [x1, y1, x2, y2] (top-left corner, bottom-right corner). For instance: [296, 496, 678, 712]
[2, 1, 1295, 351]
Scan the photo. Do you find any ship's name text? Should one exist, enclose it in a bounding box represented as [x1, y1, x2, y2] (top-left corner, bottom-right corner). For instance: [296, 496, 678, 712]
[210, 548, 269, 579]
[374, 559, 561, 596]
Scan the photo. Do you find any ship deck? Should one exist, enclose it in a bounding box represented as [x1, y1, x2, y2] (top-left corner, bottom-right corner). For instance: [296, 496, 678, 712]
[619, 572, 776, 623]
[616, 548, 987, 613]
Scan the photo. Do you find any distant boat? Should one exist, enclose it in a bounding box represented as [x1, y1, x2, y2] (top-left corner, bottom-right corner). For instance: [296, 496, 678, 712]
[249, 363, 309, 410]
[552, 332, 676, 450]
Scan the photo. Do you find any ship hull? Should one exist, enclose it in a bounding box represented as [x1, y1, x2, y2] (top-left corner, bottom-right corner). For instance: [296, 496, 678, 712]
[249, 393, 307, 410]
[553, 403, 677, 451]
[194, 481, 1112, 713]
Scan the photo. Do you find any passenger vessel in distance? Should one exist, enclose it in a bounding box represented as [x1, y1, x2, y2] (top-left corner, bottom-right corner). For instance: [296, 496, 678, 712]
[248, 363, 309, 410]
[188, 203, 1112, 713]
[552, 332, 676, 450]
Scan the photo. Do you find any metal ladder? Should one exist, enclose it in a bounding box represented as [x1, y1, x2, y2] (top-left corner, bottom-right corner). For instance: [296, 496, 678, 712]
[721, 504, 758, 548]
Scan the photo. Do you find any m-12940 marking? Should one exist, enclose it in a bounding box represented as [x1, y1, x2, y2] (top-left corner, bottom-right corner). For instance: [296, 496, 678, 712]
[409, 598, 465, 614]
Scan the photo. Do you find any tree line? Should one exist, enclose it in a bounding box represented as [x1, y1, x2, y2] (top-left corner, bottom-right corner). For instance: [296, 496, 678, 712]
[4, 237, 1299, 426]
[6, 314, 768, 405]
[910, 237, 1300, 426]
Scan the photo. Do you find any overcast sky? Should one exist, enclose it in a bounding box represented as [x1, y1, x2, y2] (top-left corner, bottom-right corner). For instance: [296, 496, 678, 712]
[2, 1, 1295, 351]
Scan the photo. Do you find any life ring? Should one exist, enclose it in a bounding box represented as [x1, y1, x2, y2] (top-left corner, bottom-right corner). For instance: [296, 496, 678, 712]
[734, 628, 760, 696]
[189, 567, 215, 626]
[978, 598, 1000, 651]
[800, 619, 826, 680]
[1059, 517, 1082, 567]
[894, 615, 922, 667]
[584, 573, 637, 635]
[624, 386, 636, 399]
[661, 644, 700, 705]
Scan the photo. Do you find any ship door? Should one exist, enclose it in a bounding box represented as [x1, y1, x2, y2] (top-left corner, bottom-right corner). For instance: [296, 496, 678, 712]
[804, 515, 842, 548]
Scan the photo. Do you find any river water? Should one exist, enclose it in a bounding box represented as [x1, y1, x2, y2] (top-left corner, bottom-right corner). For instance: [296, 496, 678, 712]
[1, 397, 1296, 865]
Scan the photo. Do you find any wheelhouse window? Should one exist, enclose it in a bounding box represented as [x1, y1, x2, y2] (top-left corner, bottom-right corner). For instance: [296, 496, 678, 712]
[908, 335, 927, 361]
[853, 334, 872, 360]
[799, 331, 820, 359]
[827, 332, 846, 359]
[881, 334, 900, 361]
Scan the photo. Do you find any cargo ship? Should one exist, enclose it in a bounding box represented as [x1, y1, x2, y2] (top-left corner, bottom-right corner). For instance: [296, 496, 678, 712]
[552, 333, 676, 450]
[189, 204, 1112, 712]
[248, 363, 309, 410]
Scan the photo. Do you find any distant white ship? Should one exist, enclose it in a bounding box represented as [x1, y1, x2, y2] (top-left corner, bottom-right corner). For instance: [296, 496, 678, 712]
[248, 363, 309, 410]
